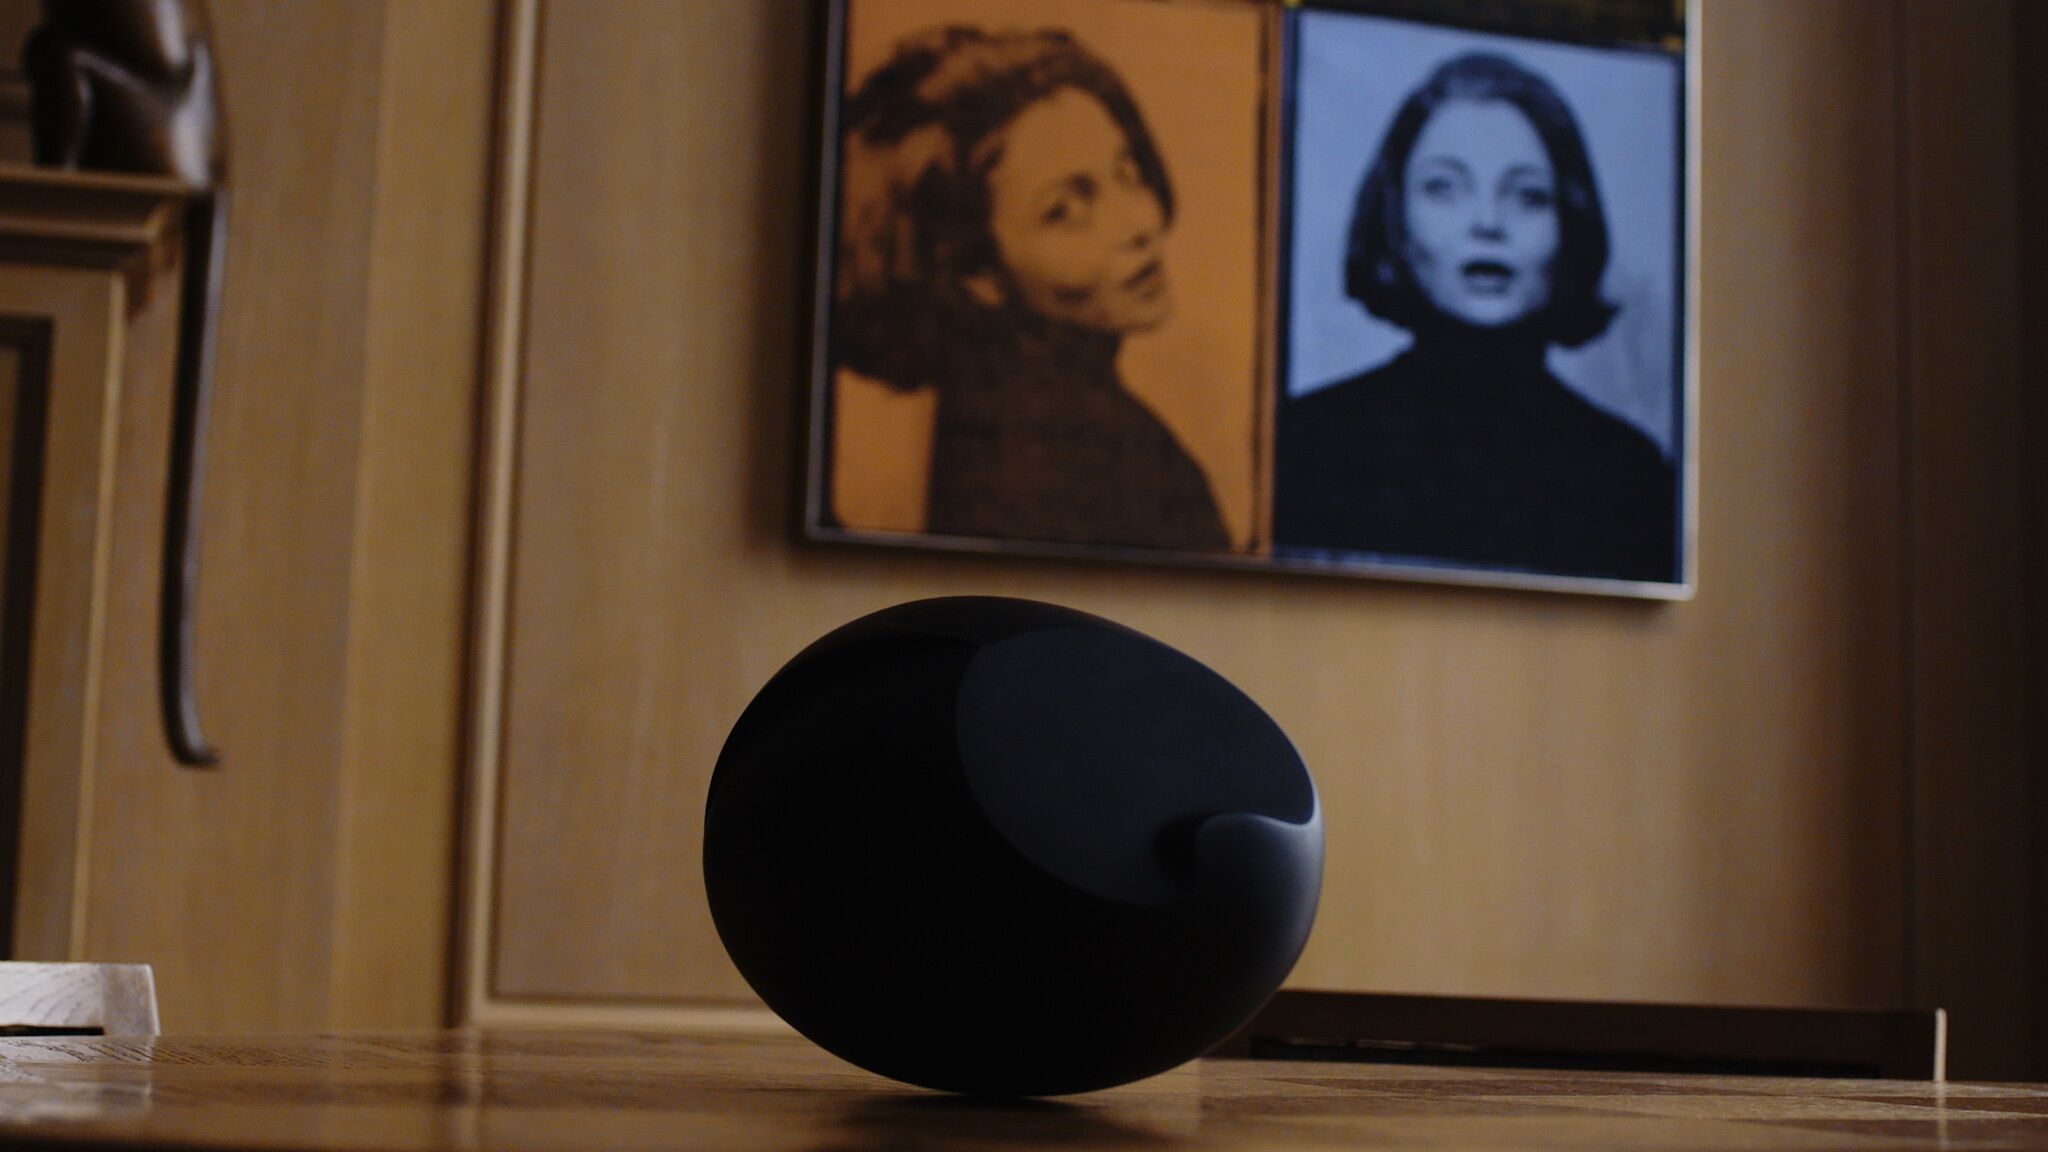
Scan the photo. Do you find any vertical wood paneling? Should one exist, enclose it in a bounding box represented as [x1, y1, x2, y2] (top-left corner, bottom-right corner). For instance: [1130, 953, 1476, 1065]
[2015, 0, 2048, 1083]
[1899, 0, 2030, 1080]
[483, 0, 1912, 1015]
[64, 1, 496, 1033]
[77, 3, 386, 1031]
[329, 0, 496, 1032]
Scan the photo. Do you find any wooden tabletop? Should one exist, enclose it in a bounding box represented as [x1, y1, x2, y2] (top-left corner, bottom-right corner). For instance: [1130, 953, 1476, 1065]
[0, 1030, 2044, 1151]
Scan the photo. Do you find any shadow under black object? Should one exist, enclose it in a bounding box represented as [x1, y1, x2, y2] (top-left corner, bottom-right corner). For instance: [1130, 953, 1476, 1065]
[703, 597, 1323, 1096]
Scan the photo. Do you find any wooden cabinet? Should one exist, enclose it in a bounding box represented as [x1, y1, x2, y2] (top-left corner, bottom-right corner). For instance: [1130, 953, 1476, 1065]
[0, 170, 185, 965]
[0, 2, 497, 1035]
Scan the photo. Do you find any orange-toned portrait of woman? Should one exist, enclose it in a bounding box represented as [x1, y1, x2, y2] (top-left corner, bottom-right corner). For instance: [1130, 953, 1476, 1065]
[812, 0, 1268, 557]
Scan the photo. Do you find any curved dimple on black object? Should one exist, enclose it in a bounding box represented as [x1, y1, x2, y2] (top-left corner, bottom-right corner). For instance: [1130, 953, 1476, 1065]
[703, 597, 1323, 1096]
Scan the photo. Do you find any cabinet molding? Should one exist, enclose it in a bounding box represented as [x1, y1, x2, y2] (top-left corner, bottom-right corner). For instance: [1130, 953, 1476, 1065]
[0, 167, 185, 962]
[457, 0, 539, 1030]
[0, 166, 187, 307]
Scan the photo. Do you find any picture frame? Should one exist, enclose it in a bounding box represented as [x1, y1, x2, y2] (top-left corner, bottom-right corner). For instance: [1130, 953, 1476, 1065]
[804, 0, 1694, 599]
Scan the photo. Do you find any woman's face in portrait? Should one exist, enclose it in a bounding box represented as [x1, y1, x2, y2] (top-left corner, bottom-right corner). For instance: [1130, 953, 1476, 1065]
[970, 88, 1173, 335]
[1400, 98, 1560, 330]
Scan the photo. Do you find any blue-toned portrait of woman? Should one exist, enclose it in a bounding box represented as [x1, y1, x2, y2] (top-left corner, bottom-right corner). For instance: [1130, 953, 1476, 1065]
[1275, 8, 1686, 587]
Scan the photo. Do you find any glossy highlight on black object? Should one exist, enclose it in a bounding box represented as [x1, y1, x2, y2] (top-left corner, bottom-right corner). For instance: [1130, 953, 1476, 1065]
[703, 597, 1323, 1096]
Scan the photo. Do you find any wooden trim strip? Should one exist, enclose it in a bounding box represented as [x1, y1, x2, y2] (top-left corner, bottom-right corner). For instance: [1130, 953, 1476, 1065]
[2019, 0, 2048, 1083]
[0, 168, 185, 257]
[469, 999, 792, 1036]
[0, 317, 48, 958]
[455, 0, 541, 1027]
[0, 269, 123, 963]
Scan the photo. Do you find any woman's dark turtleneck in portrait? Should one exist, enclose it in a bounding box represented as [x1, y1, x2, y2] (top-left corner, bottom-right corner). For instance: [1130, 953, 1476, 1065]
[1273, 318, 1676, 581]
[923, 310, 1229, 553]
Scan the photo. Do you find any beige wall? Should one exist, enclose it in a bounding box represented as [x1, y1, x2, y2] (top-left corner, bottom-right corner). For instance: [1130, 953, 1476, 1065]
[463, 0, 2033, 1077]
[0, 0, 2029, 1077]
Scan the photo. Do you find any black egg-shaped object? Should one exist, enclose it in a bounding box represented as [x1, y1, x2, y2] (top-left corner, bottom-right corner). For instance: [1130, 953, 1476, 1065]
[703, 596, 1322, 1096]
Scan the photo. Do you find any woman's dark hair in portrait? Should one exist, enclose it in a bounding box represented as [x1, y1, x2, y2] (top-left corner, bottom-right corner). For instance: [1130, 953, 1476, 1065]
[1344, 51, 1616, 347]
[832, 25, 1174, 391]
[1273, 48, 1676, 582]
[823, 24, 1229, 554]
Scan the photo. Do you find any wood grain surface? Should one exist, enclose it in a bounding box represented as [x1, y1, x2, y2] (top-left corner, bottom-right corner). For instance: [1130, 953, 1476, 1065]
[0, 1031, 2043, 1151]
[478, 0, 1926, 1020]
[327, 0, 496, 1036]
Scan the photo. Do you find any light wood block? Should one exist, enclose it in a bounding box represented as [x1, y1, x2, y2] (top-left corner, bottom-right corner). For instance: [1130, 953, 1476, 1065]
[0, 961, 157, 1036]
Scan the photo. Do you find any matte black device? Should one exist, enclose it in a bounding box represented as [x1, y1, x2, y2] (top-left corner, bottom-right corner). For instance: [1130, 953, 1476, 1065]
[704, 597, 1322, 1095]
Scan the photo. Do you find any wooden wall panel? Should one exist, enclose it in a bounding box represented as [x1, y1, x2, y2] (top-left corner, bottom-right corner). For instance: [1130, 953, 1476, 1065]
[1900, 0, 2029, 1081]
[482, 0, 1913, 1016]
[2018, 0, 2048, 1084]
[56, 2, 495, 1033]
[73, 0, 389, 1031]
[329, 0, 496, 1033]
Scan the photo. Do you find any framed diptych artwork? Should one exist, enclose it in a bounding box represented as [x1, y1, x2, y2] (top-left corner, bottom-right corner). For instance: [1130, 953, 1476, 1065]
[804, 0, 1694, 598]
